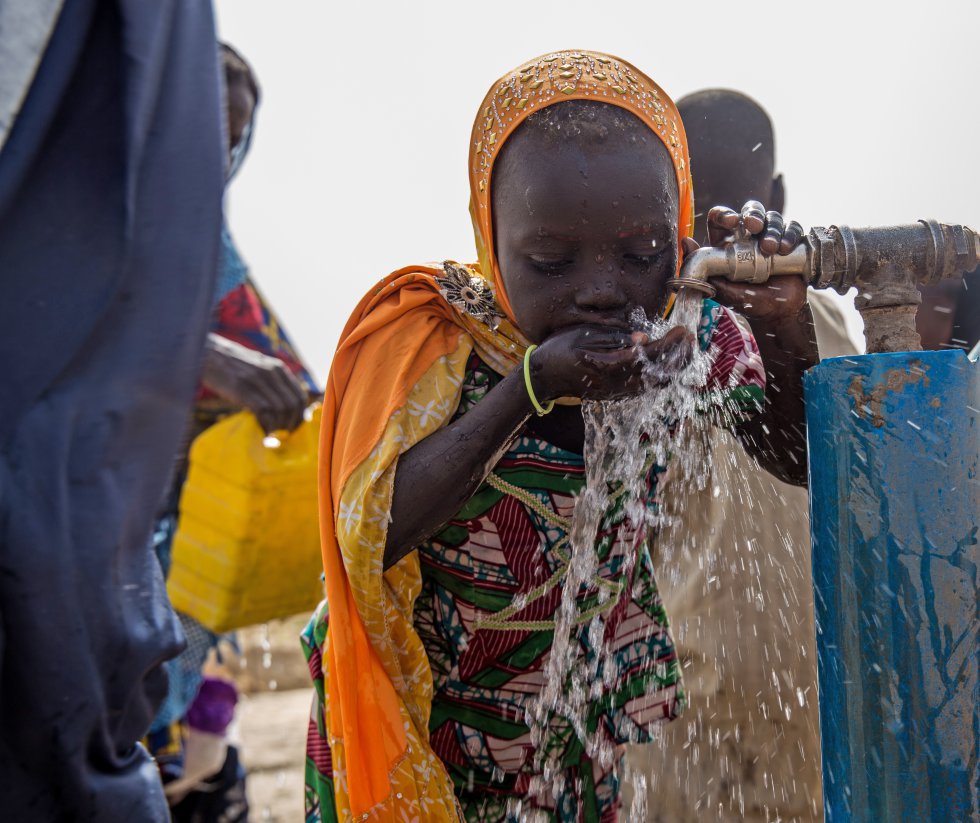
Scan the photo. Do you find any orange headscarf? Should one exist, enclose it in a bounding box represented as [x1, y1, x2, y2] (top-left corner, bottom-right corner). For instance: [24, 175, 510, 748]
[468, 49, 694, 323]
[317, 50, 693, 821]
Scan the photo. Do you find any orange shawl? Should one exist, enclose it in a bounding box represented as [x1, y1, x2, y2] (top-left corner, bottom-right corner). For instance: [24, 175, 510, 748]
[317, 50, 693, 820]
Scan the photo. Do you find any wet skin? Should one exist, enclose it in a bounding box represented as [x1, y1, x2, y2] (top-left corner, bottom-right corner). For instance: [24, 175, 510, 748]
[382, 126, 816, 568]
[494, 134, 680, 342]
[495, 131, 696, 451]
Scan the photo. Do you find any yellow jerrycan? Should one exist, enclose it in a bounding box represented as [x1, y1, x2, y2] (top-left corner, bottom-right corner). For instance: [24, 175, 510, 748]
[167, 406, 324, 633]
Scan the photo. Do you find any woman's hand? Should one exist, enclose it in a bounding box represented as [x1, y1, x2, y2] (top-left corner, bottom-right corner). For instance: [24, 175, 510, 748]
[201, 333, 309, 434]
[529, 324, 695, 402]
[684, 200, 808, 326]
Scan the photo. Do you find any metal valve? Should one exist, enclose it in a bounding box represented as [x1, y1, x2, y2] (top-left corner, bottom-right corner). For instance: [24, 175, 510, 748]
[671, 219, 980, 352]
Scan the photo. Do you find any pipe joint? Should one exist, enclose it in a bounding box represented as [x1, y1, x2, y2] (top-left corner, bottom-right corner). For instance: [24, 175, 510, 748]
[672, 218, 979, 352]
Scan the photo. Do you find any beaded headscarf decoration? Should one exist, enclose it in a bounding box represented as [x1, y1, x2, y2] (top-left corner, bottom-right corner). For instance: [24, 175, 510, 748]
[467, 49, 695, 325]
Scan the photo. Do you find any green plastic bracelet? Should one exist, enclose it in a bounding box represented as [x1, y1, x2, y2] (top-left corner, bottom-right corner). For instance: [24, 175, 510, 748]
[523, 345, 555, 416]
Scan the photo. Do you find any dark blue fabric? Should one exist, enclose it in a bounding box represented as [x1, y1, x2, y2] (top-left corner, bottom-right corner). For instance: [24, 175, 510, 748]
[0, 1, 225, 820]
[147, 504, 219, 738]
[0, 0, 120, 444]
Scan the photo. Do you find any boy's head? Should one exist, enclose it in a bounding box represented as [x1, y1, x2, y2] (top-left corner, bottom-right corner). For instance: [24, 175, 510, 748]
[677, 89, 784, 244]
[492, 100, 678, 342]
[219, 43, 260, 159]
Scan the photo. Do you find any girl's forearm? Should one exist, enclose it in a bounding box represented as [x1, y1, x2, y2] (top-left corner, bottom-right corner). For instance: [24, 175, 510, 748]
[382, 369, 534, 568]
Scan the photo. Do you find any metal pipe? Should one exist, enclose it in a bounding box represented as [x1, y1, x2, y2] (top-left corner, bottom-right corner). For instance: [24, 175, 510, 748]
[671, 220, 980, 352]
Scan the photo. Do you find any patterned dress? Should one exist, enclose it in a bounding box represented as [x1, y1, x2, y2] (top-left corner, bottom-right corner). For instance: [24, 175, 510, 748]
[303, 301, 765, 823]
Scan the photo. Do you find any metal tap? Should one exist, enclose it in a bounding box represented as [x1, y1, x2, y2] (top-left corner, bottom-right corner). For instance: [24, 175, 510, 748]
[671, 220, 980, 352]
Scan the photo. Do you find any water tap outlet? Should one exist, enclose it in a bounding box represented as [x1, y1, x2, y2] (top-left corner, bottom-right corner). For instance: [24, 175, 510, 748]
[671, 219, 980, 353]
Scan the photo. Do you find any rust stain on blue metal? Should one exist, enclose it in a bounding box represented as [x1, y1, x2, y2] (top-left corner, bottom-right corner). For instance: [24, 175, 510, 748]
[846, 359, 931, 428]
[805, 350, 979, 822]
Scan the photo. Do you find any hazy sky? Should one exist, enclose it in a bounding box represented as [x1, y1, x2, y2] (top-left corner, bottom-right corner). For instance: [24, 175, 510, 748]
[215, 0, 980, 381]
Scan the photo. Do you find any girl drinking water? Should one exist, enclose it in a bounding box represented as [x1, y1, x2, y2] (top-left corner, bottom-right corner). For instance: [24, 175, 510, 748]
[304, 50, 817, 822]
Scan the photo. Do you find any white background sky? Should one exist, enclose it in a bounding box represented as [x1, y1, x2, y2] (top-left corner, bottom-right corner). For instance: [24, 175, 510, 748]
[214, 0, 980, 382]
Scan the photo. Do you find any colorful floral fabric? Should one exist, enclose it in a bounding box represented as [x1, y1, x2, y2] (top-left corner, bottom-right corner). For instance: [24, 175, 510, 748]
[304, 300, 764, 822]
[413, 354, 679, 822]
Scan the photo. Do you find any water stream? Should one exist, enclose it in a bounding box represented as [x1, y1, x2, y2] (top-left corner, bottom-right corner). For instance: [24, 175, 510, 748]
[522, 290, 722, 814]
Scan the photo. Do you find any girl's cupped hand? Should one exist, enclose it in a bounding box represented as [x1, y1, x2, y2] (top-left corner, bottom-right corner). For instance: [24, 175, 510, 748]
[529, 324, 695, 402]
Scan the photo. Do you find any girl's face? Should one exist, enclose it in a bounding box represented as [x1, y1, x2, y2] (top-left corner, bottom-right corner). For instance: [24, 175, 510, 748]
[492, 128, 679, 343]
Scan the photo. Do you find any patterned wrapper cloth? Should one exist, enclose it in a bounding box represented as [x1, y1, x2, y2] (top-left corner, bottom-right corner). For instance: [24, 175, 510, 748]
[306, 49, 763, 823]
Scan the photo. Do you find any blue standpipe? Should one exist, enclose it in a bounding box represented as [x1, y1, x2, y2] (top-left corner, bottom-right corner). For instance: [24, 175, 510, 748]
[805, 349, 979, 822]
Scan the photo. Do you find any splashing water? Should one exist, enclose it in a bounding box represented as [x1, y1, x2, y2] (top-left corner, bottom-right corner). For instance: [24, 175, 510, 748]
[522, 290, 724, 811]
